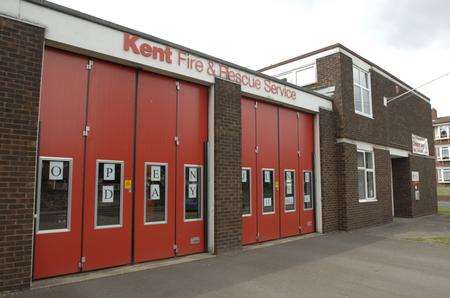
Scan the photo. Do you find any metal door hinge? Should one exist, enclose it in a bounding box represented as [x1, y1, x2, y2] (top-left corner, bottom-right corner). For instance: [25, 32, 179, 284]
[86, 60, 93, 70]
[297, 112, 300, 119]
[83, 125, 90, 137]
[173, 244, 178, 253]
[254, 102, 258, 109]
[175, 81, 180, 90]
[174, 136, 180, 146]
[256, 232, 260, 241]
[255, 145, 259, 154]
[297, 150, 301, 157]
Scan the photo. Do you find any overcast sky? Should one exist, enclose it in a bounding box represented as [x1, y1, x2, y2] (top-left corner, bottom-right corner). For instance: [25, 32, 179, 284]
[52, 0, 450, 116]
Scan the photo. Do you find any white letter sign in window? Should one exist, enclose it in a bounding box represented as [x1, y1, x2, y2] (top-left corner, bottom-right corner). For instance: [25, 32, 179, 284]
[48, 161, 64, 180]
[150, 166, 161, 181]
[103, 163, 116, 181]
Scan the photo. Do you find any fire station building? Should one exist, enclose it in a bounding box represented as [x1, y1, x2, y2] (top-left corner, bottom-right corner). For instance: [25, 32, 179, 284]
[0, 0, 437, 292]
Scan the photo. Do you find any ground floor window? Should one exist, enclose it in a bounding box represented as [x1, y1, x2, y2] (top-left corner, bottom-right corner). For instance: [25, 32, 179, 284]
[357, 150, 376, 202]
[437, 168, 450, 183]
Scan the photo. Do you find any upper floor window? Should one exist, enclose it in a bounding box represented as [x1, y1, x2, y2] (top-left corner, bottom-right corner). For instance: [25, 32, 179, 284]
[437, 146, 450, 161]
[436, 125, 450, 139]
[437, 168, 450, 183]
[295, 64, 317, 87]
[353, 66, 372, 118]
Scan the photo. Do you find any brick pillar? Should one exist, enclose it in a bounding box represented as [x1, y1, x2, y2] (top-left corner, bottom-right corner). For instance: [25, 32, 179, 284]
[0, 17, 44, 292]
[213, 78, 242, 253]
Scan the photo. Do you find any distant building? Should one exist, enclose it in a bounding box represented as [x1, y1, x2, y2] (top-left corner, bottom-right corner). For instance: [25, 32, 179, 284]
[433, 109, 450, 186]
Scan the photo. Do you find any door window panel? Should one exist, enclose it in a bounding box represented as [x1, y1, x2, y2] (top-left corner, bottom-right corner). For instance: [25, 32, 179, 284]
[185, 165, 202, 220]
[96, 161, 123, 227]
[38, 158, 72, 232]
[304, 171, 313, 210]
[262, 169, 275, 213]
[242, 168, 251, 216]
[284, 170, 296, 211]
[145, 163, 167, 223]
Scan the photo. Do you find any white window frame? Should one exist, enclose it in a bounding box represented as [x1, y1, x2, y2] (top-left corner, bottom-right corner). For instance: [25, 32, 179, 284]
[436, 146, 450, 161]
[437, 168, 450, 183]
[295, 63, 317, 87]
[144, 162, 168, 225]
[353, 65, 373, 118]
[283, 169, 296, 213]
[357, 150, 377, 202]
[436, 125, 450, 140]
[241, 167, 252, 217]
[261, 168, 276, 215]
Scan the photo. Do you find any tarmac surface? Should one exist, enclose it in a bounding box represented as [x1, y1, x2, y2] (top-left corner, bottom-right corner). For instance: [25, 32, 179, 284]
[5, 214, 450, 298]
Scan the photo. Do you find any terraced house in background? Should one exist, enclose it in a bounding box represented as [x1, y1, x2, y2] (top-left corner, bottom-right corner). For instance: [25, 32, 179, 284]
[433, 109, 450, 189]
[0, 0, 438, 293]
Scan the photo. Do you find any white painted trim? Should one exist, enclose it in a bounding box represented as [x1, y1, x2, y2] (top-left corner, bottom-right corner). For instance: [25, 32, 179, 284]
[241, 167, 252, 217]
[336, 138, 410, 157]
[313, 114, 323, 233]
[207, 86, 214, 254]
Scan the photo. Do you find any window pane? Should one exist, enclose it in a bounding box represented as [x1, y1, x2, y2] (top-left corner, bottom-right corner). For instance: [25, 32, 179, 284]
[357, 152, 365, 168]
[38, 159, 70, 231]
[242, 169, 251, 215]
[354, 86, 362, 112]
[365, 152, 373, 169]
[358, 170, 366, 200]
[440, 127, 448, 138]
[145, 164, 167, 223]
[353, 67, 359, 85]
[262, 170, 274, 213]
[304, 172, 313, 210]
[96, 162, 122, 226]
[443, 148, 449, 160]
[362, 88, 371, 115]
[444, 170, 450, 181]
[284, 170, 296, 211]
[185, 166, 202, 220]
[296, 65, 316, 86]
[367, 171, 375, 198]
[360, 71, 369, 88]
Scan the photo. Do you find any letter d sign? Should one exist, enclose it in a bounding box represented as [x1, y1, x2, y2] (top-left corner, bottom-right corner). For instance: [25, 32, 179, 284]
[102, 185, 114, 203]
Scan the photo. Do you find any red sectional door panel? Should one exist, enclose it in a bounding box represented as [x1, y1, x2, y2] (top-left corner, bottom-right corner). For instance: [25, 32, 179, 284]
[134, 72, 177, 262]
[279, 108, 300, 238]
[81, 59, 135, 271]
[256, 102, 280, 242]
[241, 98, 258, 244]
[175, 81, 208, 256]
[299, 113, 315, 234]
[33, 48, 87, 279]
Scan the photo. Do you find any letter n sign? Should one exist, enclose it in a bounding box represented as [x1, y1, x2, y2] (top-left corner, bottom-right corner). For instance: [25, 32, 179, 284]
[49, 161, 64, 180]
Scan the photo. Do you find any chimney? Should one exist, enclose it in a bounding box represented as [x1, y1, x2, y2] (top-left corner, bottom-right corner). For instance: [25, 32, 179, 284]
[431, 108, 437, 120]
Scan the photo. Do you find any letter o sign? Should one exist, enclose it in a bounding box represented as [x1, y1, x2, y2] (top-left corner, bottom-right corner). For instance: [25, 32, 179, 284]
[49, 161, 64, 180]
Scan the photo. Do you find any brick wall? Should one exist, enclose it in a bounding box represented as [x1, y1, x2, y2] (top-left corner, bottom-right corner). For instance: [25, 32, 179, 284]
[0, 17, 44, 291]
[213, 79, 242, 253]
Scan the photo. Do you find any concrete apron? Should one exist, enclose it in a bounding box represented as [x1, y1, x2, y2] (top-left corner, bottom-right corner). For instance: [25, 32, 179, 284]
[32, 233, 321, 289]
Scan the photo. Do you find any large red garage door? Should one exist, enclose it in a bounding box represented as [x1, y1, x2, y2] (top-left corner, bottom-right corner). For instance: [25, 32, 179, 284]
[34, 47, 207, 279]
[241, 98, 315, 245]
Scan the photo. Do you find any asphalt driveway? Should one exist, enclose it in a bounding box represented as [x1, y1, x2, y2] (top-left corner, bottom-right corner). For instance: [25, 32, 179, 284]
[6, 215, 450, 298]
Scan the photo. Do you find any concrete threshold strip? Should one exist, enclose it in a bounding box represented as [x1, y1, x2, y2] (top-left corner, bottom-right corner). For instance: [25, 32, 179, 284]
[32, 233, 321, 289]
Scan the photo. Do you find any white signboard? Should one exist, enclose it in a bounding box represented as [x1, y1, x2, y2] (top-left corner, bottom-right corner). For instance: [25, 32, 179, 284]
[188, 183, 197, 198]
[264, 197, 272, 207]
[286, 171, 292, 182]
[242, 170, 247, 183]
[304, 195, 311, 203]
[264, 171, 271, 183]
[286, 182, 293, 195]
[285, 196, 294, 205]
[103, 164, 115, 181]
[150, 166, 161, 181]
[49, 161, 64, 180]
[411, 171, 420, 182]
[412, 134, 429, 156]
[188, 168, 198, 182]
[150, 184, 160, 200]
[102, 185, 114, 203]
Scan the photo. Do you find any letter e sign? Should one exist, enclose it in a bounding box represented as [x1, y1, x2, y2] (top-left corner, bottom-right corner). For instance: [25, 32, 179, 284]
[151, 166, 161, 181]
[104, 164, 115, 181]
[49, 161, 64, 180]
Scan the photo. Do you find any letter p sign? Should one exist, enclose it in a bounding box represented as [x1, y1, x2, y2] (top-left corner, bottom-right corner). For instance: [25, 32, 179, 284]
[104, 164, 115, 181]
[49, 161, 64, 180]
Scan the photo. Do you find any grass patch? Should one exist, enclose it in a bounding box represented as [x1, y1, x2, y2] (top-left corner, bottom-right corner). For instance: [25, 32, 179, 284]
[437, 186, 450, 196]
[438, 206, 450, 216]
[406, 236, 450, 246]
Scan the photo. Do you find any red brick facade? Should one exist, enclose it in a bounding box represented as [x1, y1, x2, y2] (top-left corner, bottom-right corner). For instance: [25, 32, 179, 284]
[0, 17, 44, 292]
